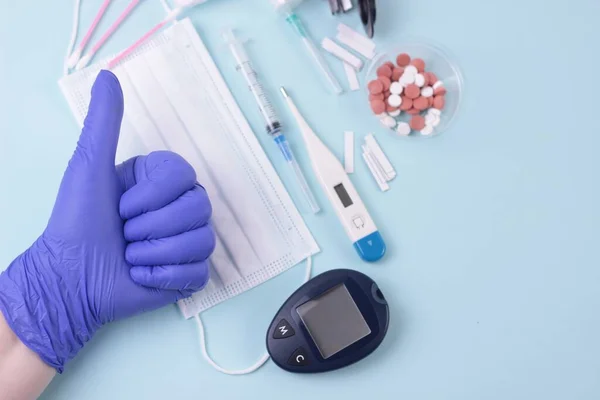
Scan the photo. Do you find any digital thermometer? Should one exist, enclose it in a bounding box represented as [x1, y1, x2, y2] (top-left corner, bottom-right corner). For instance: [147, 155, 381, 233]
[266, 269, 389, 373]
[281, 88, 386, 262]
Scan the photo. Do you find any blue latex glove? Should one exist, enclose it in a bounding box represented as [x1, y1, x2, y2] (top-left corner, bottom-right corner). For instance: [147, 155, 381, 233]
[0, 70, 215, 373]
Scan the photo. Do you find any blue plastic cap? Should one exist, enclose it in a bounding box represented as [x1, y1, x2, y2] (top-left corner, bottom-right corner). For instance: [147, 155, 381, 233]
[353, 231, 386, 262]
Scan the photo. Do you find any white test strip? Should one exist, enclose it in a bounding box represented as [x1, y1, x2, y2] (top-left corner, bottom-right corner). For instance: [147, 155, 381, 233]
[365, 147, 389, 184]
[336, 32, 375, 59]
[343, 62, 360, 91]
[341, 0, 353, 11]
[344, 131, 355, 173]
[321, 37, 363, 71]
[337, 23, 376, 53]
[364, 133, 396, 180]
[362, 146, 390, 192]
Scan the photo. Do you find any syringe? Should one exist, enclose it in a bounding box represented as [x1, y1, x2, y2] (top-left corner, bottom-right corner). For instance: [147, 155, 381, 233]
[223, 29, 321, 214]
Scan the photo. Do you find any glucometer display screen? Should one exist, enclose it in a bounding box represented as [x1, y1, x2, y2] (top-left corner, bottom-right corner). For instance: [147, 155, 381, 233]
[334, 184, 353, 208]
[296, 284, 371, 359]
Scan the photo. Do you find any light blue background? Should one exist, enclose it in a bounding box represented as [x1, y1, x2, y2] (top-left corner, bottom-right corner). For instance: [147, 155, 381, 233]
[1, 0, 599, 399]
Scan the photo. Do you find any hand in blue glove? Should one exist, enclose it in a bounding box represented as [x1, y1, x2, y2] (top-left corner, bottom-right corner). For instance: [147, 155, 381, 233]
[0, 70, 215, 373]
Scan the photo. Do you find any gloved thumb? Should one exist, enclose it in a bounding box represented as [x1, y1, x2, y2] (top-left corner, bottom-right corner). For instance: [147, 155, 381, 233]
[72, 70, 124, 168]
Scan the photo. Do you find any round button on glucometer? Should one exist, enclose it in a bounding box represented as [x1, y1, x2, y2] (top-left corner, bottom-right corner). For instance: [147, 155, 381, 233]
[273, 319, 295, 339]
[288, 347, 310, 367]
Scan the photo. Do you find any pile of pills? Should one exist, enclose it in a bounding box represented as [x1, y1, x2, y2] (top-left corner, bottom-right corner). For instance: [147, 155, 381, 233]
[368, 53, 446, 136]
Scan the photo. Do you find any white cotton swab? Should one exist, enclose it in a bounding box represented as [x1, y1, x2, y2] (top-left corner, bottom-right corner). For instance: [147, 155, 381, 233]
[67, 0, 112, 69]
[76, 0, 142, 70]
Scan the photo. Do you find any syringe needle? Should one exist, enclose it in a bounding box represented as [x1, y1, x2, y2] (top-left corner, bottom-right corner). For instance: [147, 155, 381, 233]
[274, 135, 321, 214]
[223, 30, 320, 214]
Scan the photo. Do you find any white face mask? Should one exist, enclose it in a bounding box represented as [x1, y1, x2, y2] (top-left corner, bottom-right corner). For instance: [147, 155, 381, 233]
[59, 18, 319, 374]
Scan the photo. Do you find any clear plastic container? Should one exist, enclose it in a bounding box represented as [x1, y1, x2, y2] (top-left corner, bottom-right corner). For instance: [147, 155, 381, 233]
[364, 40, 464, 138]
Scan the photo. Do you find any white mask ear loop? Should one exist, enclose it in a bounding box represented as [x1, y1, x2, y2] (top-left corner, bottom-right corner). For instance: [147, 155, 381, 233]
[194, 256, 313, 375]
[63, 0, 82, 76]
[66, 0, 112, 69]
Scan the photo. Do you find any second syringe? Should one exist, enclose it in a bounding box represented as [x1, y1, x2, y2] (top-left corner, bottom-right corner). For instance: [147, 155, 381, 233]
[223, 29, 321, 214]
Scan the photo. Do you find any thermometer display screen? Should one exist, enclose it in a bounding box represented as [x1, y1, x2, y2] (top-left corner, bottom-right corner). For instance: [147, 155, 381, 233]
[334, 183, 353, 208]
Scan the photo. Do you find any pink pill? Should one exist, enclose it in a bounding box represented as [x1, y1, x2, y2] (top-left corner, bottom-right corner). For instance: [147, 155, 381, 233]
[369, 93, 384, 101]
[413, 96, 429, 110]
[433, 95, 446, 110]
[427, 96, 434, 107]
[428, 72, 439, 84]
[396, 53, 411, 67]
[368, 80, 384, 94]
[400, 96, 413, 111]
[378, 76, 392, 91]
[392, 67, 404, 81]
[386, 103, 400, 113]
[434, 86, 447, 96]
[422, 72, 431, 87]
[404, 84, 420, 99]
[410, 58, 426, 73]
[377, 64, 393, 78]
[410, 115, 426, 130]
[384, 61, 395, 70]
[370, 99, 386, 114]
[407, 108, 421, 115]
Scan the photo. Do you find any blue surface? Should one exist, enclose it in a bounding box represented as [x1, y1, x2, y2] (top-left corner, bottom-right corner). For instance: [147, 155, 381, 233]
[1, 0, 600, 399]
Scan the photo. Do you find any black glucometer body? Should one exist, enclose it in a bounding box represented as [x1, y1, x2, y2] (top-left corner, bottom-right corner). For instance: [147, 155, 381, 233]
[266, 269, 389, 373]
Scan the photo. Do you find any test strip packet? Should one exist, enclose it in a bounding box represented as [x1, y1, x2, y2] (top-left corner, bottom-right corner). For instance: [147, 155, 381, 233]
[336, 32, 375, 59]
[344, 63, 360, 91]
[321, 38, 363, 71]
[337, 23, 376, 57]
[362, 146, 390, 192]
[364, 134, 395, 180]
[344, 131, 355, 173]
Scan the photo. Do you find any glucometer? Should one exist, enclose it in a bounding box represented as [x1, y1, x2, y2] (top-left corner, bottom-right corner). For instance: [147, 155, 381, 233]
[267, 269, 389, 373]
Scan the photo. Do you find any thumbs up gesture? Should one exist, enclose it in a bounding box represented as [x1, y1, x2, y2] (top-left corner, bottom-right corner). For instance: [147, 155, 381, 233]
[0, 71, 215, 373]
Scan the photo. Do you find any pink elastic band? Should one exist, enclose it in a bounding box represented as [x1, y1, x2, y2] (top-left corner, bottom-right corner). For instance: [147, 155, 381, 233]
[90, 0, 141, 55]
[77, 0, 112, 53]
[108, 19, 169, 69]
[107, 8, 184, 69]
